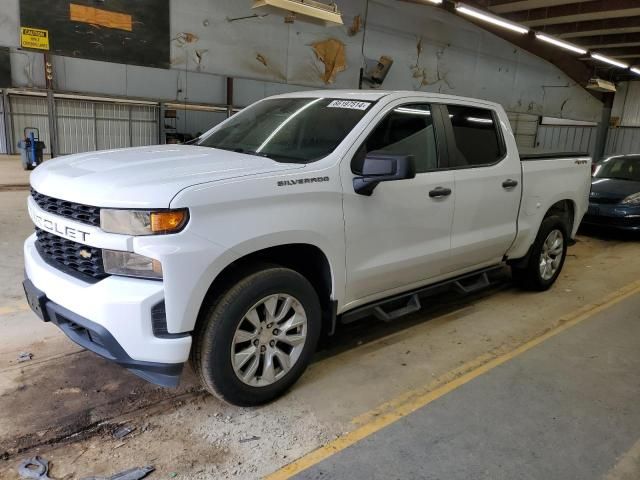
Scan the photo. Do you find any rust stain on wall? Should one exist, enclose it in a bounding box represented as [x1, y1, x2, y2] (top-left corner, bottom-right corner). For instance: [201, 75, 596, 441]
[172, 32, 199, 47]
[312, 38, 346, 84]
[256, 53, 268, 67]
[348, 15, 362, 36]
[410, 37, 429, 87]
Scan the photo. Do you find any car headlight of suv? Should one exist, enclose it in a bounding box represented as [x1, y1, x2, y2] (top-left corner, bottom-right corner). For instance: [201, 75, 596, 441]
[621, 192, 640, 206]
[100, 209, 188, 235]
[103, 250, 163, 280]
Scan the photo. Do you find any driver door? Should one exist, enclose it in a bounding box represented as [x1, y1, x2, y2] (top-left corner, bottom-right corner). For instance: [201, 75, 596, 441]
[341, 101, 456, 307]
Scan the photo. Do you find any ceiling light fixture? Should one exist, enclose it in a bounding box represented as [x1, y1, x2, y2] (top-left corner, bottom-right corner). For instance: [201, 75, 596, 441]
[631, 67, 640, 76]
[591, 53, 629, 69]
[423, 0, 443, 3]
[455, 4, 528, 35]
[535, 33, 587, 55]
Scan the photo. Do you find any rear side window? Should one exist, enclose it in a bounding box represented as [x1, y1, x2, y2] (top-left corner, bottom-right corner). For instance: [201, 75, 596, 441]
[446, 105, 504, 167]
[359, 104, 438, 173]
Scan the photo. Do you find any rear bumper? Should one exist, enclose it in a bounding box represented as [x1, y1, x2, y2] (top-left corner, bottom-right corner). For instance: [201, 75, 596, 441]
[582, 203, 640, 230]
[23, 234, 192, 386]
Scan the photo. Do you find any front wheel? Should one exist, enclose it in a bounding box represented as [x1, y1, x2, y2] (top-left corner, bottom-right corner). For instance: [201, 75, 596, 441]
[511, 216, 568, 291]
[191, 267, 321, 406]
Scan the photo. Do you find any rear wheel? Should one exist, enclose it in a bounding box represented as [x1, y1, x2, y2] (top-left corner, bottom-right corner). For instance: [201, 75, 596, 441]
[191, 267, 321, 406]
[511, 216, 568, 291]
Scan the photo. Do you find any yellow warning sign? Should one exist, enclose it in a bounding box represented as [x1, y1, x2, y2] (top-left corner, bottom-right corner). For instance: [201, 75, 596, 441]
[20, 27, 50, 50]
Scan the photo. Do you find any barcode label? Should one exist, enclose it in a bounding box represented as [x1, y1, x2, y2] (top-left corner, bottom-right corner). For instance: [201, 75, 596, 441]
[327, 100, 371, 110]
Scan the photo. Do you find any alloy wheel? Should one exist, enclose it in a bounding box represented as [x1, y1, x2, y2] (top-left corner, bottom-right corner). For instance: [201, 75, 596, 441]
[231, 294, 308, 387]
[539, 229, 564, 281]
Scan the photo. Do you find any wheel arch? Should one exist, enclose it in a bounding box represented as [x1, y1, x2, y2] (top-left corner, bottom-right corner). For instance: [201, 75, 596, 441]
[197, 243, 337, 336]
[508, 199, 575, 268]
[545, 199, 576, 235]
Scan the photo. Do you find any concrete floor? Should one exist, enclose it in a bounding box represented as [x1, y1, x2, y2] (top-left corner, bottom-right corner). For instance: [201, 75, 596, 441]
[291, 292, 640, 480]
[0, 173, 639, 479]
[0, 155, 30, 189]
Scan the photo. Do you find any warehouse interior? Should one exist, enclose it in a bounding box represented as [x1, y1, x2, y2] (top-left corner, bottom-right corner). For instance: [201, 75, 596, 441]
[1, 1, 640, 479]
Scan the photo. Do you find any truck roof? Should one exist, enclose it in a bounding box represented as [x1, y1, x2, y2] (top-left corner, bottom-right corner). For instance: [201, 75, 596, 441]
[270, 89, 504, 110]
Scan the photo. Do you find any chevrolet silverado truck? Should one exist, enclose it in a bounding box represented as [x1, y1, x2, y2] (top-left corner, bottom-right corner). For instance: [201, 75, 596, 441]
[23, 91, 591, 406]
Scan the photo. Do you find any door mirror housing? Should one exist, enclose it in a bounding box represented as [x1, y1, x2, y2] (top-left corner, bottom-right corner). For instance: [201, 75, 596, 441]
[353, 152, 416, 196]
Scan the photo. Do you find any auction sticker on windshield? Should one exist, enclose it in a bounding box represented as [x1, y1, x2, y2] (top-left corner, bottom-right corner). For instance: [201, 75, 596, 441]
[327, 100, 371, 110]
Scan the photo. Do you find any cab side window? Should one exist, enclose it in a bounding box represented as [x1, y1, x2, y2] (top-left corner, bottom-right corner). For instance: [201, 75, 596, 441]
[445, 105, 504, 167]
[355, 104, 438, 174]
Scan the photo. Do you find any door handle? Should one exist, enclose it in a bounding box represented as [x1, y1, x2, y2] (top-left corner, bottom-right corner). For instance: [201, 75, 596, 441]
[429, 187, 452, 198]
[502, 179, 518, 189]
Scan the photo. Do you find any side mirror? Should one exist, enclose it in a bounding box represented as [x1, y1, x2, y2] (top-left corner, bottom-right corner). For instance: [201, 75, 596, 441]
[353, 152, 416, 196]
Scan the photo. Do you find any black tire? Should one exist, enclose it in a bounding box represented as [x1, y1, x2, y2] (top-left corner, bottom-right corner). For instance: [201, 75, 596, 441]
[191, 267, 321, 406]
[511, 215, 568, 291]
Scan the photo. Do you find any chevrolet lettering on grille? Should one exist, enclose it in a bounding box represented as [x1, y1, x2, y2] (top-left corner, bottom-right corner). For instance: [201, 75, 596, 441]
[28, 204, 91, 242]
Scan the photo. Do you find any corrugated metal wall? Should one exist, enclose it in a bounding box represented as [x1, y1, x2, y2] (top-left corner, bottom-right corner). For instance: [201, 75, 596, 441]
[56, 99, 95, 154]
[131, 105, 159, 147]
[535, 124, 597, 153]
[7, 94, 159, 155]
[507, 112, 538, 149]
[9, 95, 51, 154]
[606, 128, 640, 155]
[96, 103, 130, 150]
[613, 82, 640, 127]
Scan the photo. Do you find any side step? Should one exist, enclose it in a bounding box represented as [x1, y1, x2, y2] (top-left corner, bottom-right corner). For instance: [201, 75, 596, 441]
[453, 272, 490, 294]
[373, 294, 421, 322]
[341, 266, 503, 325]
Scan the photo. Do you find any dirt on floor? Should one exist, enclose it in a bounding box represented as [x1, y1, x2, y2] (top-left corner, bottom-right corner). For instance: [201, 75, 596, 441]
[1, 186, 639, 479]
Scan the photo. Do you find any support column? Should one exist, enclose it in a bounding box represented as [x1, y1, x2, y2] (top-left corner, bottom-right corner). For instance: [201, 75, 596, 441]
[44, 54, 59, 158]
[593, 93, 614, 163]
[2, 90, 13, 154]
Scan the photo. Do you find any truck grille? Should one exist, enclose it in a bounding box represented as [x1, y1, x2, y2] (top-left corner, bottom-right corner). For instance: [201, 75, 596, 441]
[31, 188, 101, 227]
[35, 228, 108, 282]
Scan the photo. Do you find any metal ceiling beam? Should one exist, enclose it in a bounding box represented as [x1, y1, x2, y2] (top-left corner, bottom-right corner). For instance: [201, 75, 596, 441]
[503, 0, 640, 27]
[589, 47, 640, 58]
[540, 17, 640, 39]
[449, 0, 603, 99]
[581, 56, 640, 64]
[486, 0, 596, 15]
[577, 33, 640, 50]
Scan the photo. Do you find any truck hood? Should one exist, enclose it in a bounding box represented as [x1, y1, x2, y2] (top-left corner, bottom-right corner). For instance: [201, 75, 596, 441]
[30, 145, 304, 208]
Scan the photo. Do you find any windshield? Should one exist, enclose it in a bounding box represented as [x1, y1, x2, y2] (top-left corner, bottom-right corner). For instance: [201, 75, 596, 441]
[196, 97, 373, 163]
[594, 156, 640, 181]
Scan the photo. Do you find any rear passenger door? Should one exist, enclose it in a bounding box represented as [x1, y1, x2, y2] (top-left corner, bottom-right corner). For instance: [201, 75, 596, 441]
[443, 104, 522, 270]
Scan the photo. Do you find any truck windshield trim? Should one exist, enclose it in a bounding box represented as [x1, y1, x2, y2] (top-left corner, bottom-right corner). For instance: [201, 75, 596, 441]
[196, 97, 374, 164]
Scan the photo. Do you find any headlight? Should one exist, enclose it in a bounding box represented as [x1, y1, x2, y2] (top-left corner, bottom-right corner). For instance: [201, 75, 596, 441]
[103, 250, 163, 280]
[100, 209, 188, 235]
[621, 193, 640, 206]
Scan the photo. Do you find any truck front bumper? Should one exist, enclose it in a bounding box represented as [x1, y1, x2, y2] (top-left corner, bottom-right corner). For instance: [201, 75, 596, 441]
[23, 234, 192, 387]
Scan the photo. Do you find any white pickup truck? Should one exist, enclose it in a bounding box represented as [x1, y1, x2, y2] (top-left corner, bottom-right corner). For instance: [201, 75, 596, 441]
[23, 91, 591, 405]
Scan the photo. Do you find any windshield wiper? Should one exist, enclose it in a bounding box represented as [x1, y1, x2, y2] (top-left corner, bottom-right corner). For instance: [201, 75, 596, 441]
[232, 148, 272, 158]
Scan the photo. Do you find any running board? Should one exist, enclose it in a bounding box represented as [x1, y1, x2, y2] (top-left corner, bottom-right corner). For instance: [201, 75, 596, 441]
[453, 272, 490, 294]
[373, 294, 421, 322]
[341, 266, 503, 325]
